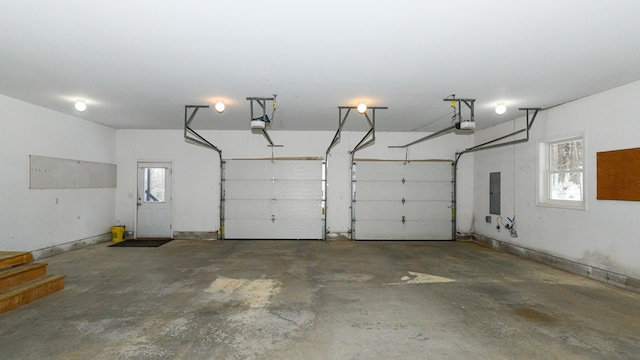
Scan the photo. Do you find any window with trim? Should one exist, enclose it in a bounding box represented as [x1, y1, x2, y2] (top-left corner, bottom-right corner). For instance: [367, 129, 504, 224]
[538, 134, 585, 209]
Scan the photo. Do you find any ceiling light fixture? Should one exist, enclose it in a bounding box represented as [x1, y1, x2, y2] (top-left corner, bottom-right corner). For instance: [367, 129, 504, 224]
[495, 103, 507, 115]
[74, 100, 87, 112]
[214, 101, 225, 113]
[357, 102, 367, 114]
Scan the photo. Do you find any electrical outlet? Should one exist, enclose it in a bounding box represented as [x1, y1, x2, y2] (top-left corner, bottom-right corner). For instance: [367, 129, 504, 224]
[485, 216, 491, 223]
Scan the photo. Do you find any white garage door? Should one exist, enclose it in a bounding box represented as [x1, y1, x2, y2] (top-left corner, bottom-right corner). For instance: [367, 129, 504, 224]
[223, 159, 324, 239]
[352, 160, 452, 240]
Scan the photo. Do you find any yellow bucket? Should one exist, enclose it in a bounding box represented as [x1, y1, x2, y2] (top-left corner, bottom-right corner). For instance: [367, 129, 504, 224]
[111, 225, 125, 243]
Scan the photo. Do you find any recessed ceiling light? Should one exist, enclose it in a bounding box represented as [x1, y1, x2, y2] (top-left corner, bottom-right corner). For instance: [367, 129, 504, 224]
[214, 101, 225, 113]
[357, 103, 367, 114]
[74, 100, 87, 112]
[495, 104, 507, 115]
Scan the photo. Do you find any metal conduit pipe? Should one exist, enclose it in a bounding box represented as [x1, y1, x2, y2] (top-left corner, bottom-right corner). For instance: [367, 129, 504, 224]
[389, 124, 457, 149]
[451, 108, 540, 240]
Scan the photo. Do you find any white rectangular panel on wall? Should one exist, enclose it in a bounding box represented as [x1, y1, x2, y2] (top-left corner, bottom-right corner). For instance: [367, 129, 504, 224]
[223, 159, 323, 239]
[353, 160, 452, 240]
[29, 155, 116, 189]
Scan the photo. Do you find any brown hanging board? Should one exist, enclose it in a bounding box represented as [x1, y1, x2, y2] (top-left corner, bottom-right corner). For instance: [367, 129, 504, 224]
[596, 147, 640, 201]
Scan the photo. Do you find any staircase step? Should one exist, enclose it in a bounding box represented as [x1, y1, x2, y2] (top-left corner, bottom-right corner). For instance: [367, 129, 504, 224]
[0, 275, 65, 314]
[0, 263, 48, 292]
[0, 252, 33, 270]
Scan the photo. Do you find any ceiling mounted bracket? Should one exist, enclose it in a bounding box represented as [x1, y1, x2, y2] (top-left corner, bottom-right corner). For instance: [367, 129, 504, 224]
[325, 106, 388, 158]
[184, 105, 222, 158]
[247, 95, 282, 147]
[444, 95, 476, 130]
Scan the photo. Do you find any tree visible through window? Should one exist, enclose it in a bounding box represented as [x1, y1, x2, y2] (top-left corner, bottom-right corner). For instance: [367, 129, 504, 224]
[143, 167, 166, 202]
[539, 135, 585, 208]
[549, 139, 583, 201]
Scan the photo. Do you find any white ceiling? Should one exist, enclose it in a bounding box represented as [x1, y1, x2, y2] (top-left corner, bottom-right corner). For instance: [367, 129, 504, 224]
[2, 0, 640, 132]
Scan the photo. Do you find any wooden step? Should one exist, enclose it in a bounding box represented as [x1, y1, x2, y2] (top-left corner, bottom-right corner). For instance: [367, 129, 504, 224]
[0, 275, 65, 314]
[0, 252, 33, 270]
[0, 263, 48, 292]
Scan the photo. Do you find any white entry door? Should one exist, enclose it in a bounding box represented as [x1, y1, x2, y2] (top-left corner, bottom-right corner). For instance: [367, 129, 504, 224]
[352, 160, 452, 240]
[223, 159, 324, 239]
[137, 162, 172, 238]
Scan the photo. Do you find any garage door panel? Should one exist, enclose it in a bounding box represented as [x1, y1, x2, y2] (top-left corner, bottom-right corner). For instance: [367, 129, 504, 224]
[225, 180, 273, 200]
[356, 182, 450, 201]
[355, 220, 451, 240]
[355, 201, 405, 219]
[224, 219, 322, 239]
[353, 159, 452, 240]
[226, 200, 321, 220]
[403, 162, 451, 181]
[356, 181, 404, 200]
[274, 200, 322, 219]
[225, 161, 273, 180]
[273, 161, 321, 179]
[224, 159, 323, 240]
[355, 162, 404, 181]
[355, 161, 451, 181]
[403, 202, 451, 221]
[403, 182, 451, 200]
[225, 200, 272, 219]
[274, 180, 321, 200]
[355, 201, 450, 221]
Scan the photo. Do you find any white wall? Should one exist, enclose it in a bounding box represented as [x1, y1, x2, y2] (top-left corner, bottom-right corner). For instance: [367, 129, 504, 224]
[0, 95, 116, 252]
[472, 80, 640, 279]
[115, 129, 474, 238]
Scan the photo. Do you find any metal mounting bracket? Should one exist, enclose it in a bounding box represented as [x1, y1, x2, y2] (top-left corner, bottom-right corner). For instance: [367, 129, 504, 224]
[444, 95, 475, 125]
[184, 105, 222, 158]
[183, 104, 224, 240]
[325, 106, 388, 157]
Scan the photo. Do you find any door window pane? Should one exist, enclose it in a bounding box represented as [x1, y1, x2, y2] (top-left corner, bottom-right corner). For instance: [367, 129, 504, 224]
[144, 168, 166, 202]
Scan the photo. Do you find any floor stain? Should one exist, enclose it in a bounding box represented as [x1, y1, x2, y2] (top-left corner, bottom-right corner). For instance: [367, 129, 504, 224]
[206, 276, 280, 309]
[387, 271, 455, 285]
[514, 307, 558, 325]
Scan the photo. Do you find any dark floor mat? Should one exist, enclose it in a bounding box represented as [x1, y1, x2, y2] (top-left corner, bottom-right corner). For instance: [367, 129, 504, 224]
[108, 239, 172, 247]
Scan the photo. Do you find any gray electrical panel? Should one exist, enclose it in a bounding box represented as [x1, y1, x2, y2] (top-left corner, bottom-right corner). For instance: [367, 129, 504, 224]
[489, 172, 501, 215]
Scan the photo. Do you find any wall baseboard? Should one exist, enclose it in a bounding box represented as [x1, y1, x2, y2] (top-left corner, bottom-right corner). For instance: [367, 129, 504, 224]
[471, 234, 640, 294]
[172, 231, 219, 240]
[32, 233, 111, 260]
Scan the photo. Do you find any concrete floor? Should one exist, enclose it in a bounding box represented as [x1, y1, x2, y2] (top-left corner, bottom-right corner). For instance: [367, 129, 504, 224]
[1, 240, 639, 360]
